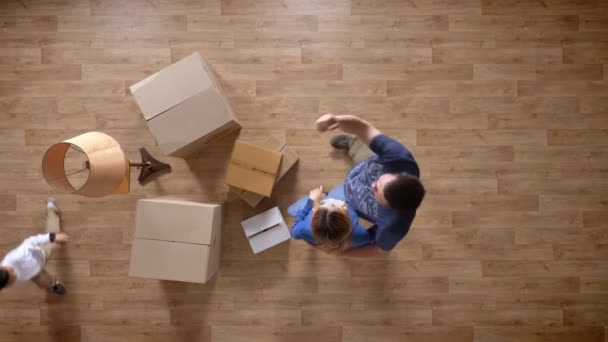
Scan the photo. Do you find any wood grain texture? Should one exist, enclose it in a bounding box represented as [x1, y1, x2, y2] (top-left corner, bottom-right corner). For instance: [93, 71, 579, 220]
[0, 1, 606, 341]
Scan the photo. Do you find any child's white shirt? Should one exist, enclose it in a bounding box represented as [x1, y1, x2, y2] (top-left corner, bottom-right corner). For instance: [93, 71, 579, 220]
[1, 234, 50, 284]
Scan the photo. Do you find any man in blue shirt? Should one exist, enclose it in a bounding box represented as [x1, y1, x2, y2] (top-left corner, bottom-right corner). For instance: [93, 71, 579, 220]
[315, 114, 425, 257]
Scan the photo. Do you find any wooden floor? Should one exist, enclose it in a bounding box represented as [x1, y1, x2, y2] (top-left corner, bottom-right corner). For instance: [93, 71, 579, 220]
[0, 0, 607, 341]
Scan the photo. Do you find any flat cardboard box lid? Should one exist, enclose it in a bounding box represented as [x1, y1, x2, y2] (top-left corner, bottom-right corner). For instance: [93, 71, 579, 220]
[241, 207, 290, 254]
[146, 89, 235, 155]
[130, 53, 210, 120]
[135, 198, 220, 245]
[129, 239, 210, 283]
[225, 141, 282, 197]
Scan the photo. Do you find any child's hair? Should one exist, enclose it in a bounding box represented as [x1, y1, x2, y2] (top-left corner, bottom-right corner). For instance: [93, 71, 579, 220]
[0, 267, 9, 289]
[311, 206, 353, 251]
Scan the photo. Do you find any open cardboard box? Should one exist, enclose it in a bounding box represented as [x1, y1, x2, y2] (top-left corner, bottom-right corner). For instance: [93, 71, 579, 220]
[130, 52, 240, 158]
[129, 198, 222, 283]
[225, 140, 283, 197]
[241, 207, 290, 254]
[229, 136, 299, 207]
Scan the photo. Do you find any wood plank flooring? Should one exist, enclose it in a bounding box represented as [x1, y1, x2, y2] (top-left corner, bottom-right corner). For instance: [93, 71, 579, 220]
[0, 1, 607, 341]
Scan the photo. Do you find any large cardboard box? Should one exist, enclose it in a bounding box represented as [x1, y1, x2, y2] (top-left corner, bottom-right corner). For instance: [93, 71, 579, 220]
[130, 52, 239, 158]
[129, 198, 222, 283]
[241, 207, 290, 254]
[230, 136, 299, 207]
[225, 141, 282, 197]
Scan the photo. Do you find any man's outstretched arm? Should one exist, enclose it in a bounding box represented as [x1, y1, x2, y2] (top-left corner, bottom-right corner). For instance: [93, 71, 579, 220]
[315, 114, 382, 145]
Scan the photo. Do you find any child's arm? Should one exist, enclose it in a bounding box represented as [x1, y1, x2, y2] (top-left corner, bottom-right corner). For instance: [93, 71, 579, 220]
[22, 233, 52, 247]
[22, 232, 70, 248]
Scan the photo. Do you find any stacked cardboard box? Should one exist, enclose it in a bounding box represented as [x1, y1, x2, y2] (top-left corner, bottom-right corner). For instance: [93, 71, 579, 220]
[130, 53, 240, 158]
[129, 198, 222, 283]
[129, 52, 302, 256]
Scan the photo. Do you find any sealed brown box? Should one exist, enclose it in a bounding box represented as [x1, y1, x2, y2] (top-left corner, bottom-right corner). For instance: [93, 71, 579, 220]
[225, 141, 282, 197]
[130, 52, 239, 158]
[129, 198, 221, 283]
[230, 137, 299, 207]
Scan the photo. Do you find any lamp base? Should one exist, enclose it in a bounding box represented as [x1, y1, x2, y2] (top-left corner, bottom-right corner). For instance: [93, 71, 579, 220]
[131, 148, 171, 184]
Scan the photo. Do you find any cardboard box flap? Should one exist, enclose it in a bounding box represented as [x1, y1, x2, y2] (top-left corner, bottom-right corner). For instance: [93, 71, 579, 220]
[130, 53, 211, 120]
[129, 239, 210, 283]
[135, 198, 220, 245]
[146, 89, 236, 155]
[231, 141, 281, 175]
[241, 207, 285, 238]
[277, 146, 299, 180]
[248, 225, 290, 254]
[201, 59, 223, 95]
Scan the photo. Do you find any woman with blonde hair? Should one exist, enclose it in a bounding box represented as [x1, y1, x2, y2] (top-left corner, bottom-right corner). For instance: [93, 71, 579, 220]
[290, 185, 372, 252]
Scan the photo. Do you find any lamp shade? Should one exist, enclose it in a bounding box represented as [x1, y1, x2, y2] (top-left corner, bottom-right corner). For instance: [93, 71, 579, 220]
[42, 132, 128, 197]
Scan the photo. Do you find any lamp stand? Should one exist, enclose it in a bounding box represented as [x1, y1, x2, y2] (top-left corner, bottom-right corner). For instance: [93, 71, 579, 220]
[42, 132, 172, 197]
[130, 148, 171, 184]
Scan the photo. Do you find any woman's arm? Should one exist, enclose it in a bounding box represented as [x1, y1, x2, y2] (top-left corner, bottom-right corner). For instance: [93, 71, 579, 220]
[291, 198, 314, 238]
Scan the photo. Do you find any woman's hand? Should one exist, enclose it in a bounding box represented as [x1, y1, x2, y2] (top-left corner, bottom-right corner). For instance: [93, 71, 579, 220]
[309, 185, 324, 203]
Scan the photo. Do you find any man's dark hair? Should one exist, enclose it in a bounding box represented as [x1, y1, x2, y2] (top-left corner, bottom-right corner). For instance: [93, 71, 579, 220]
[384, 174, 425, 212]
[0, 268, 10, 289]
